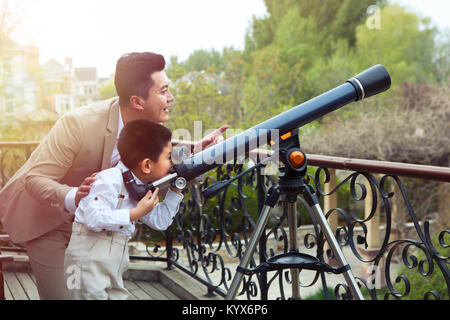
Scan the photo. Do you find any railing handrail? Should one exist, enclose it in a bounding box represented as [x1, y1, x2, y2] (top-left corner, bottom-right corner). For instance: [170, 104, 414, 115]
[306, 154, 450, 183]
[0, 141, 40, 147]
[1, 140, 449, 182]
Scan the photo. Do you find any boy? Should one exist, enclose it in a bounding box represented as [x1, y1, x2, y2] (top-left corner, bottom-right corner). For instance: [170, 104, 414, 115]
[64, 119, 183, 300]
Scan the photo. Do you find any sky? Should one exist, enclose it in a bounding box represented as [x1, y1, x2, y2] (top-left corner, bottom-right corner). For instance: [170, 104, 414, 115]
[9, 0, 450, 78]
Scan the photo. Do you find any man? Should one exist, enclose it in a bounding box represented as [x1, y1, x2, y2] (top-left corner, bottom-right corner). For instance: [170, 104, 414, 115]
[0, 52, 227, 299]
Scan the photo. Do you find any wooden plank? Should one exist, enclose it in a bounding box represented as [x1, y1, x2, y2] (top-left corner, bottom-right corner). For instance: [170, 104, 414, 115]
[29, 272, 37, 285]
[3, 272, 28, 300]
[122, 280, 137, 300]
[16, 272, 39, 300]
[123, 280, 153, 300]
[135, 280, 169, 300]
[150, 281, 180, 300]
[4, 279, 13, 300]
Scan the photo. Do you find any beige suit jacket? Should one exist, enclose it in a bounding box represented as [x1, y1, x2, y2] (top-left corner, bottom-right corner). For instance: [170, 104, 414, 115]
[0, 97, 120, 243]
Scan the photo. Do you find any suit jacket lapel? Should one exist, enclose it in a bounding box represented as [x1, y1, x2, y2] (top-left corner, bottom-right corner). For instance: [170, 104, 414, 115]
[101, 99, 120, 170]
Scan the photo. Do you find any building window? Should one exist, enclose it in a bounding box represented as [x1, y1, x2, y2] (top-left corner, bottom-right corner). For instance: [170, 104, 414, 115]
[5, 100, 14, 115]
[3, 58, 12, 78]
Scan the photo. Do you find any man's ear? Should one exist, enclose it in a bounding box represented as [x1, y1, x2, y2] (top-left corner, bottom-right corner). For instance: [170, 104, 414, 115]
[140, 158, 152, 174]
[129, 95, 145, 111]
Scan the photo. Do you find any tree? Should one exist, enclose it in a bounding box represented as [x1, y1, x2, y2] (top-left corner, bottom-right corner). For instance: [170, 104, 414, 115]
[98, 79, 117, 100]
[166, 55, 188, 82]
[183, 49, 225, 72]
[0, 0, 16, 37]
[168, 71, 231, 137]
[432, 29, 450, 84]
[239, 45, 304, 128]
[245, 0, 387, 56]
[354, 4, 439, 88]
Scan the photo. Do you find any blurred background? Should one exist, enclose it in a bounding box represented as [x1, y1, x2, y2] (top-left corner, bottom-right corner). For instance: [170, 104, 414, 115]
[1, 0, 449, 300]
[0, 0, 448, 166]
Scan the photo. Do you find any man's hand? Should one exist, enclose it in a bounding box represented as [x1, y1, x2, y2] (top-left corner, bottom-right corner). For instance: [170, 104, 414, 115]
[75, 172, 98, 207]
[193, 125, 229, 154]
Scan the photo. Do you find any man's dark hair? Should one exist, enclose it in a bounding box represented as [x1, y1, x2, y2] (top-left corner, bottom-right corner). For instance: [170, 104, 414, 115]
[118, 119, 172, 169]
[114, 52, 166, 107]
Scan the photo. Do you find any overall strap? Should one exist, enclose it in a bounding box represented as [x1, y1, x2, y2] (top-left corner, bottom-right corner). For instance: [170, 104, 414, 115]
[116, 168, 126, 209]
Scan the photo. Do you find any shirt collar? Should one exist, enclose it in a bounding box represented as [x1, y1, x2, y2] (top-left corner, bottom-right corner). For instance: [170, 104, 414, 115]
[117, 107, 124, 138]
[116, 161, 145, 185]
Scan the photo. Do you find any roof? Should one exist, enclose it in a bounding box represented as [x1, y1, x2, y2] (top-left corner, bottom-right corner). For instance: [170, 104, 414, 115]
[73, 67, 97, 82]
[41, 59, 70, 80]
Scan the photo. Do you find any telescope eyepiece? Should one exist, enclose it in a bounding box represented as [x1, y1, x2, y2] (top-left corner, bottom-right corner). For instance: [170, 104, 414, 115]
[347, 64, 391, 101]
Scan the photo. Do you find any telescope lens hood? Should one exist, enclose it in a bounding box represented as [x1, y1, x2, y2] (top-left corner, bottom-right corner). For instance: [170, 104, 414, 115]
[347, 64, 391, 101]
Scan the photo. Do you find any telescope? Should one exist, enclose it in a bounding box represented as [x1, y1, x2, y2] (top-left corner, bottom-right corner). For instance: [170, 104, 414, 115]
[125, 64, 391, 301]
[124, 64, 391, 200]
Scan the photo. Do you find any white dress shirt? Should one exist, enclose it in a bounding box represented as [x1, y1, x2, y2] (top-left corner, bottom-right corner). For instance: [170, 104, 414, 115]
[65, 107, 124, 213]
[73, 161, 183, 237]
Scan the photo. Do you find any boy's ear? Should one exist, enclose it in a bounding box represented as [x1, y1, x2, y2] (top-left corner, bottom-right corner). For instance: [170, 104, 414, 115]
[129, 95, 145, 111]
[139, 158, 152, 174]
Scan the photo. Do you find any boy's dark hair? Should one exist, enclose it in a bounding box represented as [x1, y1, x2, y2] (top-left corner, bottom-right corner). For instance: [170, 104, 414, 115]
[118, 119, 172, 169]
[114, 52, 166, 107]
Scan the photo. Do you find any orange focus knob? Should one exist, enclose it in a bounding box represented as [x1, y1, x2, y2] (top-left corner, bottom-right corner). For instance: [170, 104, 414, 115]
[289, 151, 305, 168]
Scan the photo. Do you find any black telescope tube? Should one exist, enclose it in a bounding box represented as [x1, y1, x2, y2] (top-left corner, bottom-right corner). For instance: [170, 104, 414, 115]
[174, 64, 391, 181]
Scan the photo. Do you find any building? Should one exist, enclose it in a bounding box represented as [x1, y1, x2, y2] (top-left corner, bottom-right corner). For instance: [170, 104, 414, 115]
[0, 35, 40, 117]
[72, 67, 100, 108]
[40, 60, 104, 113]
[40, 59, 72, 114]
[1, 32, 104, 118]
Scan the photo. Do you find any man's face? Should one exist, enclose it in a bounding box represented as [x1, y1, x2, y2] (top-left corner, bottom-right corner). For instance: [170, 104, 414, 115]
[140, 70, 174, 123]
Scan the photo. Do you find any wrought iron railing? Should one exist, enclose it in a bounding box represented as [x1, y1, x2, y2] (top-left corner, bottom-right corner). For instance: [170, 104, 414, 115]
[1, 141, 449, 300]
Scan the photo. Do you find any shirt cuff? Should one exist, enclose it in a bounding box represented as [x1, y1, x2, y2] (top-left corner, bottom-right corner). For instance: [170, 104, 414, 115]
[112, 209, 132, 229]
[164, 188, 184, 215]
[64, 187, 78, 214]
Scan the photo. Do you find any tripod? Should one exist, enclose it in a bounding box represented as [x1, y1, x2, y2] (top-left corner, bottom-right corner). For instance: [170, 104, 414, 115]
[225, 129, 364, 300]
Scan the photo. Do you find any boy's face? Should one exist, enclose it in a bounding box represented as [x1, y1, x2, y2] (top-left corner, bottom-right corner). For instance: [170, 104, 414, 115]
[145, 141, 173, 183]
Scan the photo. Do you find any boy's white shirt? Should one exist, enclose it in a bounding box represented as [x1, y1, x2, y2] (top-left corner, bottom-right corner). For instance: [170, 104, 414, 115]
[73, 161, 183, 236]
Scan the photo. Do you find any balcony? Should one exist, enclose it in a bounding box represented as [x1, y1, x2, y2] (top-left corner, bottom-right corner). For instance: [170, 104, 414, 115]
[1, 141, 449, 300]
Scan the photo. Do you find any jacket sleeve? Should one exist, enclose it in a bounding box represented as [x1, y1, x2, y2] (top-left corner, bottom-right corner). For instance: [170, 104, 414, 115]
[24, 112, 83, 214]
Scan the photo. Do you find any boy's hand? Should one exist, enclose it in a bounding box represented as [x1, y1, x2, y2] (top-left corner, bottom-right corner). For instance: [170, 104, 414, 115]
[130, 188, 159, 221]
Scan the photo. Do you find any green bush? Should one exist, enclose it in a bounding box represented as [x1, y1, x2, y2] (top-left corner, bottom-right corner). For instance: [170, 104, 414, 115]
[304, 286, 335, 300]
[373, 235, 449, 300]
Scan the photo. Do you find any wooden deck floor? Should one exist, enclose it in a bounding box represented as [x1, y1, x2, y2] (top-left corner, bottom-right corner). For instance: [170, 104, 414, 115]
[3, 270, 181, 300]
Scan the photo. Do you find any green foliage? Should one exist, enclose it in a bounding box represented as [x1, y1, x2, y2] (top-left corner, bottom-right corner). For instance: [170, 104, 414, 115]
[166, 1, 445, 136]
[98, 78, 117, 100]
[358, 235, 450, 300]
[183, 49, 225, 72]
[248, 0, 387, 56]
[354, 4, 439, 88]
[166, 55, 188, 81]
[392, 235, 450, 300]
[0, 116, 56, 141]
[167, 71, 232, 135]
[304, 286, 335, 300]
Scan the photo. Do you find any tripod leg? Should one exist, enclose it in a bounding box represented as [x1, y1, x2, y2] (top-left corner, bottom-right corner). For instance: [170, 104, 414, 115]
[225, 187, 281, 300]
[287, 201, 300, 299]
[303, 186, 364, 300]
